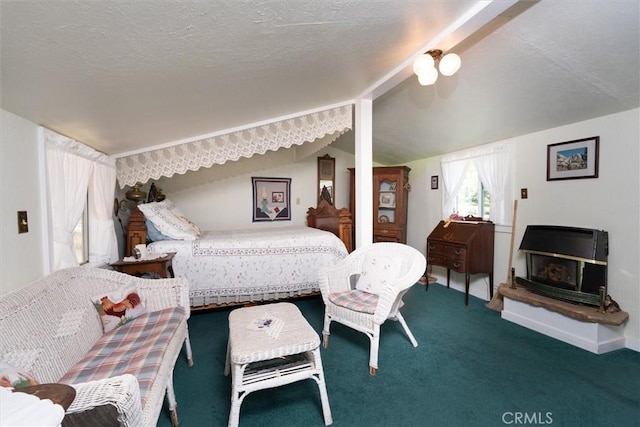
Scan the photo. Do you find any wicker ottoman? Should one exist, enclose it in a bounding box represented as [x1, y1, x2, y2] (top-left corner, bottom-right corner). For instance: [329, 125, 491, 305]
[224, 302, 333, 427]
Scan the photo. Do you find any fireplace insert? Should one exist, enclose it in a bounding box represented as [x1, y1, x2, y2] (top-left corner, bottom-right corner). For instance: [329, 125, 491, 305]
[515, 225, 608, 306]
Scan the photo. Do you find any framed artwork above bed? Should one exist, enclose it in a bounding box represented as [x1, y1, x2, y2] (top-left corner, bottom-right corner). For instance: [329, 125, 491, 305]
[252, 177, 291, 221]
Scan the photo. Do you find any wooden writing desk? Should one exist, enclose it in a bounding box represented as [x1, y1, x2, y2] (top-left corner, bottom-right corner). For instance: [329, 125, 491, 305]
[427, 220, 495, 305]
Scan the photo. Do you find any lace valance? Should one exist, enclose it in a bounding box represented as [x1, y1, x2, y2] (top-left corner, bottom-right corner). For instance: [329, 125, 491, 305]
[115, 104, 353, 188]
[44, 128, 115, 168]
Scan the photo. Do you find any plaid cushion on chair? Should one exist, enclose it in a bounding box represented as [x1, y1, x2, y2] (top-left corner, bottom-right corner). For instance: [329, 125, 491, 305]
[329, 290, 378, 314]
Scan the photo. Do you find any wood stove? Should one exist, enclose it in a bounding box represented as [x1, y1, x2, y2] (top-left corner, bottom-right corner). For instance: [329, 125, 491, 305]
[515, 225, 608, 306]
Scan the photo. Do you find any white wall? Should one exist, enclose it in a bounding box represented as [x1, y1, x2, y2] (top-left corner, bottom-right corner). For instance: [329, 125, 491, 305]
[153, 146, 355, 231]
[406, 108, 640, 350]
[0, 109, 47, 294]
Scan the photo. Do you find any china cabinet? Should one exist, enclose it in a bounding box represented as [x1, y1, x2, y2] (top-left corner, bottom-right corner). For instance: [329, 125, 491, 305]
[349, 166, 411, 244]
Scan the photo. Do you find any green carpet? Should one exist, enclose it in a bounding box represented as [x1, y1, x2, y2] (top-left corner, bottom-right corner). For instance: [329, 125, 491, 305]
[158, 284, 639, 427]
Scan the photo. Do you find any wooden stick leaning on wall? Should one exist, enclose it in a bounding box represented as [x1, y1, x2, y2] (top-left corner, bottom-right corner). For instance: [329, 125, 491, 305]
[486, 199, 518, 311]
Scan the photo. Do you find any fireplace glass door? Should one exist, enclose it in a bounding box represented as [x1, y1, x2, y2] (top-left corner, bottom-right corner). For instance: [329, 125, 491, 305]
[529, 254, 579, 291]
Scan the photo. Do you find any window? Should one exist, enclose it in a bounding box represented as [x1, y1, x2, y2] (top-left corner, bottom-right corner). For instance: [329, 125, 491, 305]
[441, 143, 512, 225]
[455, 163, 490, 219]
[72, 196, 89, 264]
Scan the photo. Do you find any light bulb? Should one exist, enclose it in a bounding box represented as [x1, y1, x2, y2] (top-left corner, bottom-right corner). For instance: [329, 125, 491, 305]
[439, 52, 461, 77]
[418, 67, 438, 86]
[413, 54, 434, 76]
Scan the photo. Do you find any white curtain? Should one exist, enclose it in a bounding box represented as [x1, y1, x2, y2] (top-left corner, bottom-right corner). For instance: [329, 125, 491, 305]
[89, 160, 119, 264]
[440, 142, 513, 225]
[46, 140, 95, 271]
[474, 146, 512, 225]
[441, 159, 469, 218]
[45, 128, 117, 271]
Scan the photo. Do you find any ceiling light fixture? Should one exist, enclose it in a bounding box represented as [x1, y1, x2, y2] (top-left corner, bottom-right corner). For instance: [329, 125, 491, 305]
[413, 49, 461, 86]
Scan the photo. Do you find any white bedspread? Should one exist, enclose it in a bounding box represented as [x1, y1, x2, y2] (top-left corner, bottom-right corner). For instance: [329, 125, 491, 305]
[147, 226, 348, 307]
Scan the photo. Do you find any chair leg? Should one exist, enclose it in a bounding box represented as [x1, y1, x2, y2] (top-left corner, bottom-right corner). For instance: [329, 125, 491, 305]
[184, 327, 194, 367]
[322, 314, 331, 349]
[165, 375, 179, 426]
[368, 326, 380, 375]
[396, 312, 418, 347]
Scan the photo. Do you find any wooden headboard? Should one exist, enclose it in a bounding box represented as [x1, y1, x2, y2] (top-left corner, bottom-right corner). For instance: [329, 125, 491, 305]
[306, 199, 353, 253]
[125, 208, 147, 257]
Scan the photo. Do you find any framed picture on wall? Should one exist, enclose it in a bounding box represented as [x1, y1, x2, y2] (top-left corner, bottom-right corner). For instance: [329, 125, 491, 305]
[547, 136, 599, 181]
[431, 175, 439, 190]
[252, 177, 291, 221]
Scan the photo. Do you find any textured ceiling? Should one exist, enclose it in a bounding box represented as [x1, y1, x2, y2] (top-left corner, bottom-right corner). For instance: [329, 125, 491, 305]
[365, 0, 640, 164]
[1, 1, 639, 165]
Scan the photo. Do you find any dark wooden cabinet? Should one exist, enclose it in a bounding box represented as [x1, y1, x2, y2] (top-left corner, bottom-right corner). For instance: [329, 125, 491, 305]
[111, 252, 176, 278]
[427, 220, 495, 305]
[349, 166, 411, 244]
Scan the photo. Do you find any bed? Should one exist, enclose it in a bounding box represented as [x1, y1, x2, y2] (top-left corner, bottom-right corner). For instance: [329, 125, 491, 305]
[126, 198, 352, 309]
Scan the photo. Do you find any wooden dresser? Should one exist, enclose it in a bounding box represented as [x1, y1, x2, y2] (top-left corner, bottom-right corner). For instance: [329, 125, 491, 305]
[426, 219, 495, 305]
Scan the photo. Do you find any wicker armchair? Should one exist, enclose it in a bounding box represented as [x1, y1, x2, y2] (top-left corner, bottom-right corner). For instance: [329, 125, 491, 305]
[318, 242, 426, 375]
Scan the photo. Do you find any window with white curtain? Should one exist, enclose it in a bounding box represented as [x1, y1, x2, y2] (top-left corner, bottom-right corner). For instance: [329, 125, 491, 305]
[44, 128, 118, 271]
[441, 143, 513, 225]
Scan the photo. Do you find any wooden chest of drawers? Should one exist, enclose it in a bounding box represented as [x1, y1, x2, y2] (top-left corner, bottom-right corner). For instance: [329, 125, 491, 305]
[427, 220, 495, 305]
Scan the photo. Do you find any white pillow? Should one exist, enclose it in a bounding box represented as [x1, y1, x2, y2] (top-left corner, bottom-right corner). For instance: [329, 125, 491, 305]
[138, 199, 201, 240]
[355, 254, 399, 295]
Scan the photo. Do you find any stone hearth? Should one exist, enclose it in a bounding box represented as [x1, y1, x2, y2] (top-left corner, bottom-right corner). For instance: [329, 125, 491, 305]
[498, 284, 628, 354]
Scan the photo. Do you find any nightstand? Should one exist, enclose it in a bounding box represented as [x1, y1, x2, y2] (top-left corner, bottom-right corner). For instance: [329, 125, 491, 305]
[111, 252, 176, 278]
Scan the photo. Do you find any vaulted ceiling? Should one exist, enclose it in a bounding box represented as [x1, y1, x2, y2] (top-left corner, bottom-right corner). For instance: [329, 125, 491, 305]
[1, 1, 638, 166]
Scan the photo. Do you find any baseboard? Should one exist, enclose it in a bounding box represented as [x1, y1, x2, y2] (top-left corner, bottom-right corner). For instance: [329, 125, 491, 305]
[502, 298, 626, 354]
[625, 337, 640, 352]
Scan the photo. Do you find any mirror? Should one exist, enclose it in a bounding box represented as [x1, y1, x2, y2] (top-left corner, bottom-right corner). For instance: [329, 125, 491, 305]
[317, 154, 335, 205]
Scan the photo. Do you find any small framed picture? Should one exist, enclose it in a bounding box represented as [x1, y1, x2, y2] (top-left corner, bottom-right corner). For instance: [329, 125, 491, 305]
[431, 175, 439, 190]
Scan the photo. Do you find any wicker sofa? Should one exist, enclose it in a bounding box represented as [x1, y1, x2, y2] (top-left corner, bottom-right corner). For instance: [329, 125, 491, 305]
[0, 266, 193, 427]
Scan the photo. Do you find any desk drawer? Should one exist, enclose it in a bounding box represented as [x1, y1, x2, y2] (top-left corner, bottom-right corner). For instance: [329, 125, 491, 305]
[427, 243, 466, 259]
[427, 242, 467, 273]
[427, 255, 466, 273]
